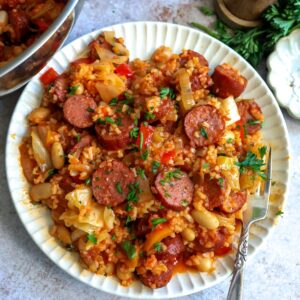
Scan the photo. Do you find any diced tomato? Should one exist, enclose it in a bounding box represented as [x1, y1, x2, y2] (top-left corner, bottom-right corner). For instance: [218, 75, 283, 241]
[135, 123, 154, 151]
[161, 150, 176, 164]
[215, 246, 232, 256]
[39, 68, 59, 86]
[115, 63, 134, 78]
[71, 57, 93, 65]
[34, 19, 50, 32]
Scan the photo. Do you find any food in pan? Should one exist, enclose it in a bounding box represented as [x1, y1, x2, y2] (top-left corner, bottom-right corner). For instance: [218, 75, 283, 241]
[20, 31, 267, 288]
[0, 0, 67, 67]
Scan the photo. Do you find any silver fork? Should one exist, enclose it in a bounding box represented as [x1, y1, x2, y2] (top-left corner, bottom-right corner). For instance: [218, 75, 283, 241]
[227, 148, 272, 300]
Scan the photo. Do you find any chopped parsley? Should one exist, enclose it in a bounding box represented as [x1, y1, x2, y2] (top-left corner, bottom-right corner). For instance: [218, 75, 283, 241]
[159, 205, 165, 209]
[151, 161, 161, 174]
[271, 180, 276, 186]
[160, 169, 183, 185]
[109, 97, 118, 106]
[151, 218, 167, 228]
[246, 119, 261, 126]
[218, 177, 224, 187]
[121, 240, 136, 260]
[259, 146, 267, 159]
[120, 92, 134, 105]
[202, 162, 210, 169]
[145, 111, 156, 120]
[160, 87, 175, 99]
[126, 182, 142, 209]
[116, 117, 122, 126]
[141, 148, 149, 160]
[125, 203, 133, 212]
[116, 182, 123, 194]
[87, 107, 95, 113]
[97, 118, 106, 125]
[130, 127, 139, 139]
[137, 168, 146, 179]
[139, 132, 144, 151]
[181, 199, 189, 207]
[85, 178, 91, 185]
[86, 233, 97, 245]
[111, 234, 116, 241]
[226, 138, 234, 144]
[276, 210, 284, 217]
[134, 117, 138, 127]
[68, 85, 78, 95]
[200, 127, 208, 139]
[235, 151, 266, 179]
[105, 116, 115, 124]
[76, 134, 81, 142]
[48, 169, 57, 178]
[125, 216, 132, 226]
[199, 6, 215, 16]
[154, 242, 162, 252]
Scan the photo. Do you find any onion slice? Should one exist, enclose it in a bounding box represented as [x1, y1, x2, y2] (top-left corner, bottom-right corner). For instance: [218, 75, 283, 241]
[178, 69, 195, 113]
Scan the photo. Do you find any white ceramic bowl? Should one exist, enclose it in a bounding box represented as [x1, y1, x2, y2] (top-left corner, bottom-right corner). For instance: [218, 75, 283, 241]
[267, 29, 300, 119]
[6, 22, 291, 299]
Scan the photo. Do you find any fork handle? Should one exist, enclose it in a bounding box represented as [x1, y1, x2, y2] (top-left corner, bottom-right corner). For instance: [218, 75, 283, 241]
[227, 224, 250, 300]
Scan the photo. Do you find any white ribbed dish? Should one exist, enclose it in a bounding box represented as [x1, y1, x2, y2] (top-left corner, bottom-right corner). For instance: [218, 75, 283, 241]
[6, 22, 291, 299]
[267, 29, 300, 119]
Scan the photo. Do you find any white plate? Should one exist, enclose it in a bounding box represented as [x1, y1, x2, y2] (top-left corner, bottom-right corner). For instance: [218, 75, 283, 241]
[267, 29, 300, 119]
[6, 22, 291, 299]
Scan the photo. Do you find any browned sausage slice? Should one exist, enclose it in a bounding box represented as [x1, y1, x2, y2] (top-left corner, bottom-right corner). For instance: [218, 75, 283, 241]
[201, 173, 227, 211]
[70, 134, 93, 153]
[184, 105, 225, 147]
[154, 169, 194, 211]
[9, 10, 29, 42]
[211, 63, 247, 98]
[139, 262, 174, 289]
[237, 100, 263, 134]
[220, 190, 247, 213]
[63, 95, 96, 128]
[156, 235, 184, 266]
[196, 226, 228, 253]
[180, 50, 208, 67]
[49, 75, 69, 103]
[95, 113, 134, 150]
[92, 160, 135, 206]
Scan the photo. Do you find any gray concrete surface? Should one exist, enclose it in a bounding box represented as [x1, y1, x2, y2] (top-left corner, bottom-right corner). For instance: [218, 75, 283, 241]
[1, 1, 300, 299]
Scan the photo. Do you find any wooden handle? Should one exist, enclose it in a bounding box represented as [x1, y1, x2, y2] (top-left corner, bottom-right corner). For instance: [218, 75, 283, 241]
[224, 0, 276, 21]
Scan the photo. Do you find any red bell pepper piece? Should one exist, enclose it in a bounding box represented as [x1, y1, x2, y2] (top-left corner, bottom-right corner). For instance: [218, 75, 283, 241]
[34, 19, 50, 32]
[214, 246, 232, 256]
[39, 68, 59, 86]
[135, 123, 154, 151]
[236, 120, 245, 141]
[161, 150, 176, 164]
[115, 63, 134, 78]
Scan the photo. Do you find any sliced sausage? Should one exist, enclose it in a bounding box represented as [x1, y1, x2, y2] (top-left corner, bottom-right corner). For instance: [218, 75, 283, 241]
[154, 169, 194, 211]
[156, 235, 184, 266]
[237, 100, 263, 134]
[63, 95, 96, 128]
[89, 34, 112, 61]
[211, 63, 247, 98]
[184, 105, 225, 147]
[9, 10, 29, 42]
[140, 262, 174, 289]
[201, 173, 227, 211]
[92, 160, 135, 206]
[196, 226, 227, 253]
[180, 50, 208, 67]
[95, 113, 134, 150]
[149, 98, 174, 123]
[49, 75, 69, 103]
[220, 190, 247, 213]
[134, 214, 152, 238]
[70, 134, 93, 153]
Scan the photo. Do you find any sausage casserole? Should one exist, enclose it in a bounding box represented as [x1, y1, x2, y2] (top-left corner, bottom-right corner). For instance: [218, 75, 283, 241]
[20, 31, 267, 288]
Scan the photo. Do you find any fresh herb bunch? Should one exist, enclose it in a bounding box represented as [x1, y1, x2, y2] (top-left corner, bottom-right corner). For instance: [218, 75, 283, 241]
[191, 0, 300, 66]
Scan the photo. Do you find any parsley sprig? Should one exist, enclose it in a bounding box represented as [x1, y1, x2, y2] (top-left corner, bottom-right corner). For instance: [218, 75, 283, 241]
[160, 87, 175, 100]
[235, 151, 266, 179]
[121, 240, 136, 260]
[191, 0, 300, 66]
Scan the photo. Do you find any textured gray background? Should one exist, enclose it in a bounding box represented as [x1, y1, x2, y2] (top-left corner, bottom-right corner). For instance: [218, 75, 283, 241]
[1, 1, 300, 299]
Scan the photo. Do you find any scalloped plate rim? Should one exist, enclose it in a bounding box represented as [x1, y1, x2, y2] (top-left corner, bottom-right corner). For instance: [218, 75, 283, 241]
[5, 21, 291, 299]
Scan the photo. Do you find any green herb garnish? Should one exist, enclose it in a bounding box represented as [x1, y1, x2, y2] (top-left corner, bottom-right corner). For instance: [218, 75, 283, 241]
[76, 134, 81, 142]
[151, 161, 161, 174]
[141, 148, 149, 160]
[151, 218, 167, 229]
[105, 117, 115, 124]
[130, 127, 139, 139]
[68, 86, 78, 95]
[200, 127, 208, 139]
[111, 234, 116, 241]
[121, 240, 136, 260]
[48, 169, 57, 178]
[259, 146, 267, 159]
[199, 6, 214, 16]
[139, 131, 144, 151]
[235, 151, 266, 179]
[85, 178, 91, 185]
[160, 87, 175, 99]
[137, 168, 146, 179]
[276, 210, 284, 217]
[116, 182, 123, 194]
[202, 162, 210, 169]
[109, 97, 118, 106]
[145, 111, 156, 120]
[87, 107, 95, 113]
[116, 117, 122, 126]
[87, 233, 97, 245]
[154, 242, 162, 252]
[181, 199, 189, 207]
